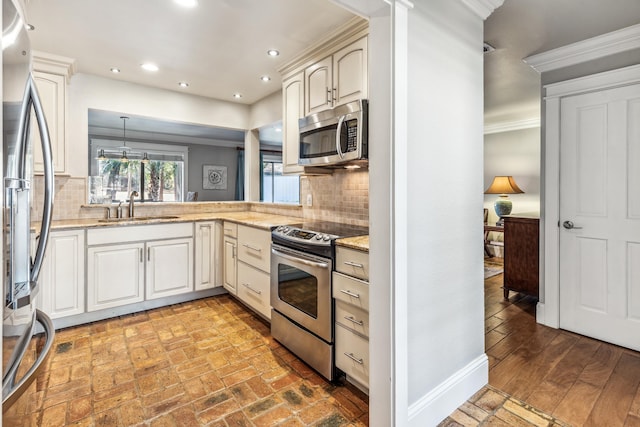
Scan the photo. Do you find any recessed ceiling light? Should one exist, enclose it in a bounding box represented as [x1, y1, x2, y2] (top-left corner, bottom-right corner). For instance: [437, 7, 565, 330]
[233, 93, 242, 99]
[110, 67, 121, 74]
[260, 75, 271, 82]
[174, 0, 198, 7]
[178, 82, 189, 88]
[267, 49, 279, 57]
[141, 63, 159, 72]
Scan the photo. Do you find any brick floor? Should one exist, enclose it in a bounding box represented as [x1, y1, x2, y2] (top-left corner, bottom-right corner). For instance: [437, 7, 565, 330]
[3, 296, 368, 426]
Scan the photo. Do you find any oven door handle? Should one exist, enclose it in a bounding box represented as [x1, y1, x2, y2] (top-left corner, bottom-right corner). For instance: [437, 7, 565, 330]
[271, 248, 329, 269]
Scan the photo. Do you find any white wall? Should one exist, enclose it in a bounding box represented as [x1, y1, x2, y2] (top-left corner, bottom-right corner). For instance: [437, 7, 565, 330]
[484, 127, 541, 223]
[249, 90, 282, 130]
[67, 73, 250, 177]
[404, 1, 487, 422]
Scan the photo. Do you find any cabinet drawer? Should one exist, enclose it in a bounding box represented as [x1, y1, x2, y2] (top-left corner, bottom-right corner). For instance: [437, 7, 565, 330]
[88, 222, 193, 246]
[335, 246, 369, 280]
[223, 221, 238, 238]
[333, 272, 369, 311]
[237, 261, 271, 320]
[237, 225, 271, 273]
[335, 300, 369, 338]
[335, 323, 369, 389]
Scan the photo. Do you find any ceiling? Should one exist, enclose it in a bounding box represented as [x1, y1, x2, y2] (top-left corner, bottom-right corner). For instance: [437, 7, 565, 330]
[484, 0, 640, 126]
[25, 0, 640, 135]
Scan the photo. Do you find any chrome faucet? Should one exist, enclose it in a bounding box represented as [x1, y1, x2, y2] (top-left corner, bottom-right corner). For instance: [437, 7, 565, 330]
[128, 191, 139, 218]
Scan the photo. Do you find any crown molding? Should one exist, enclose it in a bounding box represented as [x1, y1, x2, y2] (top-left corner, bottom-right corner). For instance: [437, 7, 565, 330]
[459, 0, 504, 20]
[484, 117, 540, 134]
[524, 23, 640, 73]
[32, 50, 77, 83]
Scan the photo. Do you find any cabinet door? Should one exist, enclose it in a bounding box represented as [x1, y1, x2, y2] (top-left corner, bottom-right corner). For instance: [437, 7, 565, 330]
[282, 72, 304, 174]
[223, 236, 237, 294]
[333, 37, 368, 107]
[32, 71, 66, 174]
[39, 230, 85, 318]
[147, 238, 193, 300]
[195, 222, 219, 290]
[87, 243, 144, 311]
[304, 56, 333, 115]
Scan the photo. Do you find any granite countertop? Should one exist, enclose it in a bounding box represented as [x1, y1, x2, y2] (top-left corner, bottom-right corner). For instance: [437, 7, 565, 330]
[41, 211, 304, 232]
[335, 235, 369, 252]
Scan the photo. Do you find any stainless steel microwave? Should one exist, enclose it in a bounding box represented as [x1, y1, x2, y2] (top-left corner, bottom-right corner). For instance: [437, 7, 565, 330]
[298, 99, 368, 167]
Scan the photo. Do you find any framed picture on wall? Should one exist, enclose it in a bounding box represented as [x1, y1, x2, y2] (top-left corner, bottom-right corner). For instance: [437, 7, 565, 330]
[203, 165, 227, 190]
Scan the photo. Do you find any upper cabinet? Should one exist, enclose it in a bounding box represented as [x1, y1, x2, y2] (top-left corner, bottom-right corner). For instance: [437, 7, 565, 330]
[304, 37, 368, 116]
[31, 51, 76, 175]
[279, 17, 368, 174]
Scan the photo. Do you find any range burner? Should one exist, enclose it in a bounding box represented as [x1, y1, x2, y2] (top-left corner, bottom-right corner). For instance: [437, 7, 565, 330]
[272, 221, 368, 257]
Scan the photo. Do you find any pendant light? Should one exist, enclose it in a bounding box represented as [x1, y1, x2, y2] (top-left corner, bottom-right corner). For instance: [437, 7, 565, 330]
[120, 116, 129, 163]
[141, 152, 149, 164]
[97, 149, 107, 161]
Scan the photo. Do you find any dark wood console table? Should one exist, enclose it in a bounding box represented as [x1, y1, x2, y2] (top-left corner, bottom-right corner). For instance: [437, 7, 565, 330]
[502, 216, 539, 300]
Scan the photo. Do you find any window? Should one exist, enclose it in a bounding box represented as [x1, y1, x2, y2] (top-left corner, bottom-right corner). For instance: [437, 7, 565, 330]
[89, 139, 187, 203]
[261, 156, 299, 204]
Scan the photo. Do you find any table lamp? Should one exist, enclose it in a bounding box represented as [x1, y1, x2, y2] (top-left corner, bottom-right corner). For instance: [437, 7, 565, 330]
[484, 176, 524, 226]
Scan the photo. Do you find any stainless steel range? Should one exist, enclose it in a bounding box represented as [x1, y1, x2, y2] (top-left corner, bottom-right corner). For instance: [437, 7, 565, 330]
[270, 221, 368, 381]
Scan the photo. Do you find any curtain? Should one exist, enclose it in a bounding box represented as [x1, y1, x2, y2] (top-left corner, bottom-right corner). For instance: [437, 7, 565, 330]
[259, 152, 264, 202]
[235, 150, 244, 200]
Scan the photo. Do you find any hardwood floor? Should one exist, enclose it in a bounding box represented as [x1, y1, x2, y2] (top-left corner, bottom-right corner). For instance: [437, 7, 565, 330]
[484, 259, 640, 426]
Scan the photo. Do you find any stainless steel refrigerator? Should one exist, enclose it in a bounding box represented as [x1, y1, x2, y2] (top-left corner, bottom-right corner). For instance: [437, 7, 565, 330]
[2, 0, 55, 411]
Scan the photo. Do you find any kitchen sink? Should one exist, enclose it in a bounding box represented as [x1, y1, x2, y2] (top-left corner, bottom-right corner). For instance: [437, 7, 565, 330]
[98, 215, 180, 223]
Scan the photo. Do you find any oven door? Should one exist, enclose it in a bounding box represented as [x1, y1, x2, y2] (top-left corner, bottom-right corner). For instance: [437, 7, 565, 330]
[270, 244, 333, 342]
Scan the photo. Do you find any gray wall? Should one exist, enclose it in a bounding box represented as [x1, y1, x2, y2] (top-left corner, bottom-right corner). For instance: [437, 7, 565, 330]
[484, 127, 541, 224]
[187, 145, 239, 201]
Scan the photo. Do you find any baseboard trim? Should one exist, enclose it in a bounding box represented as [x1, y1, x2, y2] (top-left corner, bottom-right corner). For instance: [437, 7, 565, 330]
[408, 353, 488, 426]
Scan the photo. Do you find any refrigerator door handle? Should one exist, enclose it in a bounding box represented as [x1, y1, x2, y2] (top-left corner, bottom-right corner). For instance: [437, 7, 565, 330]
[2, 309, 55, 410]
[27, 76, 54, 285]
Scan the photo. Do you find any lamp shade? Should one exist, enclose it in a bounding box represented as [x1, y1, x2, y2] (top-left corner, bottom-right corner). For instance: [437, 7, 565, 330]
[484, 176, 524, 195]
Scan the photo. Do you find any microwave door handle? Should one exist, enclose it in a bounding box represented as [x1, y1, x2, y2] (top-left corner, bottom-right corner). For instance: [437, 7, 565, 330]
[28, 76, 55, 284]
[335, 115, 346, 159]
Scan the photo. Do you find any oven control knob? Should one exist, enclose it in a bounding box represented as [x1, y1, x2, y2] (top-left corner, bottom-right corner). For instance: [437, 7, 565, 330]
[323, 235, 331, 241]
[276, 226, 283, 232]
[315, 234, 323, 240]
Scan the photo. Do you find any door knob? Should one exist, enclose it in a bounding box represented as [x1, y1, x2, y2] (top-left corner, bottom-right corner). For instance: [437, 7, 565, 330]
[562, 220, 583, 230]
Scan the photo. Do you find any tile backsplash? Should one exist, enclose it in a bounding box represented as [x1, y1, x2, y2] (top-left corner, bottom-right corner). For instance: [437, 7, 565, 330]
[32, 170, 369, 226]
[300, 169, 369, 226]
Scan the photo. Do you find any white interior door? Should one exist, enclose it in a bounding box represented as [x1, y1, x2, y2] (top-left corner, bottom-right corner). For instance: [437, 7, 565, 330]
[559, 83, 640, 351]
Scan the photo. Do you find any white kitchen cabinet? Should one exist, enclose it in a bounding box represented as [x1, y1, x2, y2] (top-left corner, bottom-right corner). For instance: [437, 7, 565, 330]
[333, 245, 369, 392]
[282, 72, 305, 174]
[237, 224, 271, 273]
[146, 238, 193, 300]
[31, 52, 75, 175]
[87, 223, 193, 311]
[223, 226, 238, 295]
[38, 229, 85, 318]
[87, 242, 145, 311]
[304, 36, 368, 116]
[237, 262, 271, 320]
[195, 221, 221, 291]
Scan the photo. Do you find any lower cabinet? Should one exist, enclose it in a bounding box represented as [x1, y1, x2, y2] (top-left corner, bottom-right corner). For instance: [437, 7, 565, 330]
[223, 235, 237, 295]
[87, 242, 145, 311]
[39, 229, 85, 318]
[237, 261, 271, 319]
[146, 238, 193, 300]
[333, 246, 370, 392]
[194, 221, 222, 291]
[87, 223, 194, 312]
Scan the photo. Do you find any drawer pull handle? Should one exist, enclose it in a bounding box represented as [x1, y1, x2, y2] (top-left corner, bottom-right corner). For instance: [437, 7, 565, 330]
[242, 244, 262, 253]
[344, 316, 364, 326]
[242, 283, 262, 295]
[344, 261, 364, 269]
[340, 289, 360, 299]
[344, 352, 364, 365]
